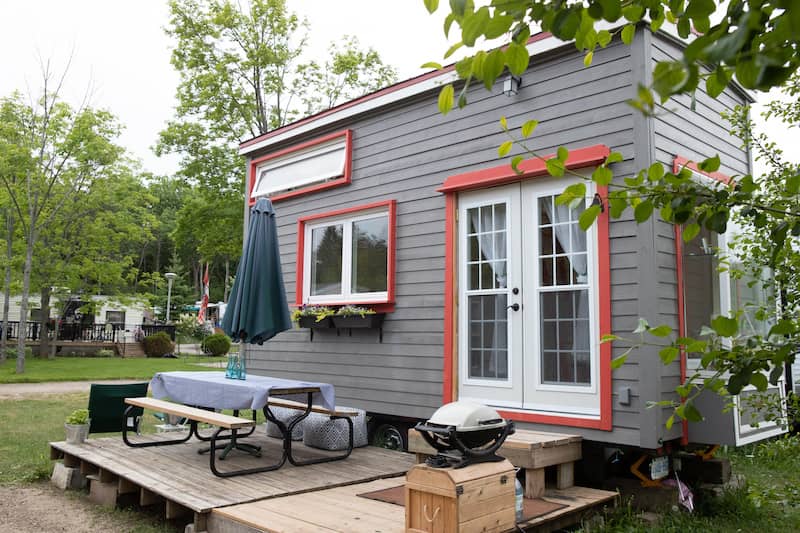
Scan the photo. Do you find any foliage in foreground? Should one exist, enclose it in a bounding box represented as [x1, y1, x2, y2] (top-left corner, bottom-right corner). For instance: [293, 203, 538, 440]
[422, 0, 800, 425]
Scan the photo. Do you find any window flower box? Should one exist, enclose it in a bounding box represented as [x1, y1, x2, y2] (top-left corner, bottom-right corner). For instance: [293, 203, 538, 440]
[331, 313, 385, 329]
[297, 315, 334, 329]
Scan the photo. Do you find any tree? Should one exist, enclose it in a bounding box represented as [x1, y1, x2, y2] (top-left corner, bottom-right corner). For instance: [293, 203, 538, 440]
[421, 0, 800, 421]
[0, 66, 123, 373]
[158, 0, 397, 292]
[29, 161, 156, 357]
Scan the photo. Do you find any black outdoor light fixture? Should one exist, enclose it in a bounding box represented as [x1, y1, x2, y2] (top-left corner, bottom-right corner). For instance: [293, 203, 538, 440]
[592, 193, 605, 212]
[503, 75, 522, 96]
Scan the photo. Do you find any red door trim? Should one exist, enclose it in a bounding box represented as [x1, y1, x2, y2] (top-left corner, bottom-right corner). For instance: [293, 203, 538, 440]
[672, 154, 733, 444]
[441, 167, 613, 431]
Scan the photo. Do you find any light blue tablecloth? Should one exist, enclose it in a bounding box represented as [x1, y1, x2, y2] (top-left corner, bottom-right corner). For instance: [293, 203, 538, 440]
[150, 371, 335, 412]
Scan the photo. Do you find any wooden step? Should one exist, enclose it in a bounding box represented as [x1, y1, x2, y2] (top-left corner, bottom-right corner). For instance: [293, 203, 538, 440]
[118, 342, 146, 357]
[408, 428, 582, 499]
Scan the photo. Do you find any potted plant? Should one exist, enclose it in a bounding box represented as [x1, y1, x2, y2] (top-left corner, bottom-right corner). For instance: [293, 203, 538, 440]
[332, 305, 385, 329]
[65, 408, 91, 444]
[291, 305, 335, 329]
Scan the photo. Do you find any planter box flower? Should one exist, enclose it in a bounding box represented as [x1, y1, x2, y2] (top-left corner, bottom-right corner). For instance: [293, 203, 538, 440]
[332, 313, 385, 329]
[297, 316, 334, 329]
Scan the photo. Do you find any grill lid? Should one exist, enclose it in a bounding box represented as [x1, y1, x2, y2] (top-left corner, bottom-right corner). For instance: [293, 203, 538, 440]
[426, 401, 506, 432]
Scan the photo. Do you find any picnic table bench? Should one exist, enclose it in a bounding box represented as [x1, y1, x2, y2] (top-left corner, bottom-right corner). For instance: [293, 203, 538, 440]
[123, 397, 258, 477]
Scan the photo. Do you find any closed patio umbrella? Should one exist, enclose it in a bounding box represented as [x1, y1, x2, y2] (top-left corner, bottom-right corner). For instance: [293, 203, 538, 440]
[221, 198, 291, 344]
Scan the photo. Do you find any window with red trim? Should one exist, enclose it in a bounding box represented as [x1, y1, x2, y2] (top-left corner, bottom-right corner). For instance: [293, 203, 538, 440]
[249, 130, 352, 203]
[297, 201, 396, 306]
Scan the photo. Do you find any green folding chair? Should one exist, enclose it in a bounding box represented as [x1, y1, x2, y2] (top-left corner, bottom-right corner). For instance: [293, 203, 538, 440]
[88, 382, 150, 434]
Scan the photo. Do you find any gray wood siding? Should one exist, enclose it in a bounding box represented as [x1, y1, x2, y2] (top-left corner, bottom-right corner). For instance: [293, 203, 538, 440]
[644, 32, 752, 445]
[242, 32, 734, 447]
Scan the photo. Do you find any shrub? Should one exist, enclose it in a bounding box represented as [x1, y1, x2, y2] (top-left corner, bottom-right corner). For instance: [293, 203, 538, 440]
[142, 332, 175, 357]
[201, 333, 231, 356]
[95, 349, 115, 358]
[3, 347, 33, 359]
[176, 313, 211, 342]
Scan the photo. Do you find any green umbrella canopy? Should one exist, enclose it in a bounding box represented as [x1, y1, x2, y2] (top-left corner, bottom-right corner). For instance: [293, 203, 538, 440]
[221, 198, 291, 344]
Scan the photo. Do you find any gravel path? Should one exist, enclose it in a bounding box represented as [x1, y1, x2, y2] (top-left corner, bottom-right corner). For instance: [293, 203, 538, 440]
[0, 380, 143, 399]
[0, 482, 171, 532]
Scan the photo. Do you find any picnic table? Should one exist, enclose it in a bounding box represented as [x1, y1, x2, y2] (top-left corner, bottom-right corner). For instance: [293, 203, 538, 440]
[123, 371, 355, 477]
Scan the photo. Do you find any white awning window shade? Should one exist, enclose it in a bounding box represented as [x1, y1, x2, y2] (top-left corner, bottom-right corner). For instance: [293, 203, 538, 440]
[251, 135, 348, 198]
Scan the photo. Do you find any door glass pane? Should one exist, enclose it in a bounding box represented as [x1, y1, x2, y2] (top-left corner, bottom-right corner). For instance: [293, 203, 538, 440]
[310, 224, 343, 296]
[468, 294, 508, 380]
[538, 195, 588, 288]
[540, 289, 590, 385]
[466, 202, 508, 291]
[351, 216, 388, 293]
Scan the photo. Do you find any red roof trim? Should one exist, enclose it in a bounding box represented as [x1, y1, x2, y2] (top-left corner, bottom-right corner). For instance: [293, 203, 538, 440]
[438, 144, 610, 193]
[239, 33, 553, 150]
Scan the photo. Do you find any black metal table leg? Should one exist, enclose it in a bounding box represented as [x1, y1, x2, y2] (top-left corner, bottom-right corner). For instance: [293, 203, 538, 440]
[122, 405, 199, 447]
[197, 409, 261, 458]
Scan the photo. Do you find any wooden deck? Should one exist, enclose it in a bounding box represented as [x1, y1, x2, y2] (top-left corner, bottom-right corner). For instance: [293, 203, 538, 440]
[50, 432, 415, 529]
[51, 430, 616, 532]
[211, 477, 618, 533]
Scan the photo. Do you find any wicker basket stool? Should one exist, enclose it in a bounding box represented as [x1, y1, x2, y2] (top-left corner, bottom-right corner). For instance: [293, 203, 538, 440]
[265, 406, 306, 441]
[302, 407, 368, 450]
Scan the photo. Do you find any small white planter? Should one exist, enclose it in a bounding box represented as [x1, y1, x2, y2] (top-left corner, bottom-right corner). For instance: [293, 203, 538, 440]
[65, 422, 90, 444]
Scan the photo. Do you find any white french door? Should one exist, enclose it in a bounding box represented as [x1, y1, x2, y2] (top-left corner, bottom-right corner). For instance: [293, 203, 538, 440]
[458, 178, 601, 418]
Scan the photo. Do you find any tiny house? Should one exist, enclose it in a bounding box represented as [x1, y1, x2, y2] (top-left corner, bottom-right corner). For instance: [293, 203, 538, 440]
[238, 26, 786, 453]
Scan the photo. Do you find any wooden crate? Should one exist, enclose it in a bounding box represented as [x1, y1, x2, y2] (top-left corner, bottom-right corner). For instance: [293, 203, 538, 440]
[409, 429, 582, 499]
[405, 460, 515, 533]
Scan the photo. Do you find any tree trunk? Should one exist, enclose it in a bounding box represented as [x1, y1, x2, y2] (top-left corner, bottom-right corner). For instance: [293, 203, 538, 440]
[0, 211, 13, 361]
[224, 259, 230, 302]
[16, 232, 35, 374]
[39, 286, 51, 358]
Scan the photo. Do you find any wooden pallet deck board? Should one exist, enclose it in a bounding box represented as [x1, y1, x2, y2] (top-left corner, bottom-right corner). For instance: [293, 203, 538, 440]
[521, 486, 618, 532]
[212, 478, 405, 533]
[211, 477, 618, 533]
[50, 433, 415, 514]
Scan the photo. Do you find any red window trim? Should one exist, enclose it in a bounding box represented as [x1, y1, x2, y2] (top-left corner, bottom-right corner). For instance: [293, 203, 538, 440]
[673, 155, 734, 185]
[248, 129, 353, 205]
[441, 159, 613, 431]
[295, 200, 397, 310]
[672, 154, 733, 444]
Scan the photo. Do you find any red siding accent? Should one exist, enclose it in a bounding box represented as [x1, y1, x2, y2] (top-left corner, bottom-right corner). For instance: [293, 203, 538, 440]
[295, 200, 397, 307]
[674, 223, 689, 445]
[597, 184, 613, 431]
[438, 145, 610, 193]
[239, 33, 553, 151]
[248, 130, 352, 205]
[440, 174, 613, 431]
[673, 155, 734, 185]
[443, 194, 457, 404]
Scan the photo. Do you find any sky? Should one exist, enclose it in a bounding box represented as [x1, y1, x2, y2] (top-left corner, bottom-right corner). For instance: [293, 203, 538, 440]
[0, 1, 795, 177]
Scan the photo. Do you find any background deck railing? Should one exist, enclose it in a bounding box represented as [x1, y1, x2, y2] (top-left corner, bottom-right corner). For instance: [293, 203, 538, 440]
[1, 321, 176, 343]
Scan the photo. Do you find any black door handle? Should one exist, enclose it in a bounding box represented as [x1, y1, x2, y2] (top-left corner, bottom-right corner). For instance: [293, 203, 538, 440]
[507, 303, 520, 312]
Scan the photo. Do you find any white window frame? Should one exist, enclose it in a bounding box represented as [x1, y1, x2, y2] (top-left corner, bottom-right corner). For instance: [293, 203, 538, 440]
[302, 208, 390, 305]
[527, 181, 599, 396]
[251, 134, 348, 199]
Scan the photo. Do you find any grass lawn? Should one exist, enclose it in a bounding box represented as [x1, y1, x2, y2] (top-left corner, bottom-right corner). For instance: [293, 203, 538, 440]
[0, 356, 225, 383]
